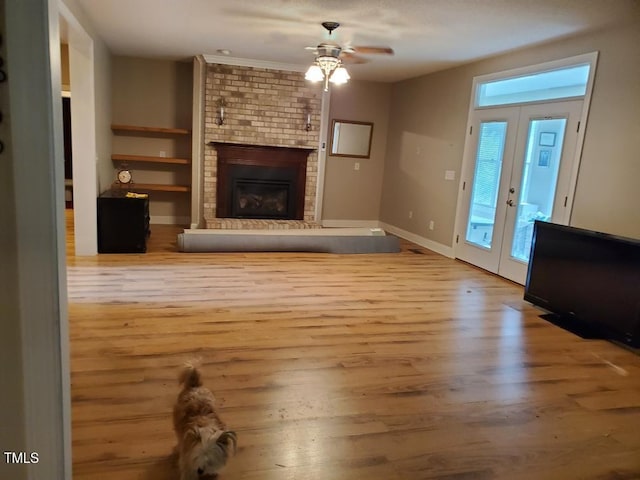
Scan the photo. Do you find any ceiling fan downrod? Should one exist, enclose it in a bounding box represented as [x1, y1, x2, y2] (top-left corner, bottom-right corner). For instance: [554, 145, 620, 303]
[321, 21, 340, 36]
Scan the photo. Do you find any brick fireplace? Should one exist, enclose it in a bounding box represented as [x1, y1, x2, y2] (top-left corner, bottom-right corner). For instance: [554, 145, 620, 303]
[203, 63, 322, 229]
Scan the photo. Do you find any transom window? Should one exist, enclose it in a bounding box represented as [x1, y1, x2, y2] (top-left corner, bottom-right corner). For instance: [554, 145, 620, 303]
[476, 63, 591, 108]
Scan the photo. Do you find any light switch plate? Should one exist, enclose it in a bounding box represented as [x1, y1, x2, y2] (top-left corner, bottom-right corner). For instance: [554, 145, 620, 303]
[445, 170, 456, 180]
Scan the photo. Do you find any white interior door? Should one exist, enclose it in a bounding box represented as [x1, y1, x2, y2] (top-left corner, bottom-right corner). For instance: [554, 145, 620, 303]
[456, 100, 583, 284]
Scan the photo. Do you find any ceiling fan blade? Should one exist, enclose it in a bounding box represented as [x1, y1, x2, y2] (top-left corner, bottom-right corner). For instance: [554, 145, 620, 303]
[339, 52, 369, 65]
[351, 46, 394, 55]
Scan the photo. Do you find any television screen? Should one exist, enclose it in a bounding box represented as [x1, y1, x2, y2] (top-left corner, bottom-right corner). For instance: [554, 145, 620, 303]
[525, 221, 640, 347]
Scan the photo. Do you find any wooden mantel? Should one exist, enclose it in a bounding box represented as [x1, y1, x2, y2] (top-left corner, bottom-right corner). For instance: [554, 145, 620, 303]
[208, 142, 315, 155]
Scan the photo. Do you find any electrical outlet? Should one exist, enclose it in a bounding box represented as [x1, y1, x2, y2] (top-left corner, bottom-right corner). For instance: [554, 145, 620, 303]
[354, 162, 360, 171]
[159, 150, 166, 158]
[409, 211, 413, 219]
[429, 220, 435, 230]
[445, 170, 455, 180]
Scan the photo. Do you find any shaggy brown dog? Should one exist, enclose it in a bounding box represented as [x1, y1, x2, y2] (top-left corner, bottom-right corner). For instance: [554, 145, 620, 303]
[173, 363, 237, 480]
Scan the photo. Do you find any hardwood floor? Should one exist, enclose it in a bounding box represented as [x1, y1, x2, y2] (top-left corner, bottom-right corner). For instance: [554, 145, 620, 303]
[65, 211, 640, 480]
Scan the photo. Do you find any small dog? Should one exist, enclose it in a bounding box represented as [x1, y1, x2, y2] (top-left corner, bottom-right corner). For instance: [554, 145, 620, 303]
[173, 363, 237, 479]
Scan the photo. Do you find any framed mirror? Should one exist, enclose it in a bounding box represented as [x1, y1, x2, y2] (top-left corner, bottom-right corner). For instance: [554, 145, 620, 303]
[330, 119, 374, 158]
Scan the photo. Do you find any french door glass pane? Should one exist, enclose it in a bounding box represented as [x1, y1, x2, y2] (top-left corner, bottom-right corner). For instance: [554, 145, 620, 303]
[511, 118, 567, 262]
[465, 121, 508, 249]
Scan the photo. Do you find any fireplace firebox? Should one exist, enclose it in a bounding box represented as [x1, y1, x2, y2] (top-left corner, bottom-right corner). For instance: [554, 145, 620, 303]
[211, 142, 314, 220]
[230, 166, 293, 219]
[234, 180, 289, 218]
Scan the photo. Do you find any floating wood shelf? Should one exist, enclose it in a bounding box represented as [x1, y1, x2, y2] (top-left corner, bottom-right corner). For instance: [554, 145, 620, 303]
[112, 154, 191, 165]
[113, 183, 190, 193]
[110, 125, 192, 198]
[111, 124, 191, 135]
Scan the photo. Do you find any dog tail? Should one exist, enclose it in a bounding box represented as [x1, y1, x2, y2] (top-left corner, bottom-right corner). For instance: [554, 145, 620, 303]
[178, 362, 202, 388]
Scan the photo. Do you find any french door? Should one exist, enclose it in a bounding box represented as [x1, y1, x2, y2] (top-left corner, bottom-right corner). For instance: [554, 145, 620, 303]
[456, 100, 583, 284]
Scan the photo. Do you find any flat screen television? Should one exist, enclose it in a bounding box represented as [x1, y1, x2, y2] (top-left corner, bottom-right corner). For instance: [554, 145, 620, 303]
[524, 221, 640, 348]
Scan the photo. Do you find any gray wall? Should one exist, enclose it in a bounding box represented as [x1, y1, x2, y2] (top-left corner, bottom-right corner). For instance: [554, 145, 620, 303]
[112, 56, 193, 128]
[323, 80, 392, 222]
[380, 21, 640, 244]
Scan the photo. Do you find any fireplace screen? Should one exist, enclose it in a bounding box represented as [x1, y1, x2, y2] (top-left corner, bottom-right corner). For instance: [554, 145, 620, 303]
[231, 179, 291, 218]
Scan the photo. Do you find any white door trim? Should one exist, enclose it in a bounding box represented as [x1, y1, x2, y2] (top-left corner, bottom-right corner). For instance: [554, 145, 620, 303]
[59, 1, 98, 256]
[314, 88, 331, 222]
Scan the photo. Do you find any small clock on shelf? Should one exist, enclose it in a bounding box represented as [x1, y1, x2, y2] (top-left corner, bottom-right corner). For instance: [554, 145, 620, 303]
[116, 166, 133, 185]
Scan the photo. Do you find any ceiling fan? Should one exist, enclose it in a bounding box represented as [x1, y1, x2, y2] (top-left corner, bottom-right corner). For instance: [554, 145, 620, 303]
[305, 21, 394, 90]
[307, 21, 394, 63]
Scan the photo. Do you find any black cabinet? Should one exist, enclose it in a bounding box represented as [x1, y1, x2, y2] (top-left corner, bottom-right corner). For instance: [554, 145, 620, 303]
[97, 192, 150, 253]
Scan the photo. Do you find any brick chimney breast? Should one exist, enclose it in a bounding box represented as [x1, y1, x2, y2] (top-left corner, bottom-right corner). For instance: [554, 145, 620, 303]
[203, 64, 322, 228]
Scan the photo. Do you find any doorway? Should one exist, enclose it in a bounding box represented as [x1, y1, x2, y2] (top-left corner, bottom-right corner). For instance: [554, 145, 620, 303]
[454, 54, 597, 284]
[62, 93, 74, 208]
[456, 101, 583, 284]
[59, 6, 98, 256]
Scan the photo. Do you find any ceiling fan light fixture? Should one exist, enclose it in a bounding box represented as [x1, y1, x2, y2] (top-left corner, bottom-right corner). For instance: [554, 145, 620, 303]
[306, 55, 348, 91]
[305, 64, 324, 82]
[316, 55, 340, 72]
[305, 21, 392, 91]
[329, 66, 350, 85]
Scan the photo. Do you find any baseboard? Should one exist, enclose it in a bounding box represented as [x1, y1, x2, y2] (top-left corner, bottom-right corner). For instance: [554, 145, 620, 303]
[150, 215, 191, 226]
[379, 222, 454, 258]
[322, 219, 381, 228]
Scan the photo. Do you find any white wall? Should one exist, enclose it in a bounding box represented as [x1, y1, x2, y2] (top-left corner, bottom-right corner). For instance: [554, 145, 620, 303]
[1, 0, 70, 479]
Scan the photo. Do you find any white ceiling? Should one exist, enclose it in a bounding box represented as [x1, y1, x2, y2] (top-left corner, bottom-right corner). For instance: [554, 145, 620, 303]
[73, 0, 640, 82]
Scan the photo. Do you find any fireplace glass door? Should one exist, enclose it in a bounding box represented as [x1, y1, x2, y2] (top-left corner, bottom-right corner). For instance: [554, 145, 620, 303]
[232, 179, 291, 219]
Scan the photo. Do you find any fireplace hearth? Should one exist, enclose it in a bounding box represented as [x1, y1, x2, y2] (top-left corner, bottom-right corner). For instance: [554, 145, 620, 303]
[210, 142, 315, 220]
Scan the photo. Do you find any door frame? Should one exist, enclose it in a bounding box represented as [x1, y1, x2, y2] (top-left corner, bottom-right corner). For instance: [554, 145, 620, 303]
[453, 52, 599, 269]
[59, 2, 98, 256]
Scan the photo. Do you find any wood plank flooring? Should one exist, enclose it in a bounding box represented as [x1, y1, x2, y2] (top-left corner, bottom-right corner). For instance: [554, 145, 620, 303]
[65, 211, 640, 480]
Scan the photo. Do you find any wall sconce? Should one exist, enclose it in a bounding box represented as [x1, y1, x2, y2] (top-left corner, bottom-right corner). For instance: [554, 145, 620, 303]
[215, 98, 226, 126]
[303, 102, 312, 132]
[305, 109, 312, 132]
